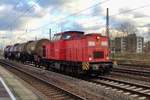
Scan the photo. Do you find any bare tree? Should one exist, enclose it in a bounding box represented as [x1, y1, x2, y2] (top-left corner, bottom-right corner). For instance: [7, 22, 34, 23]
[116, 21, 138, 35]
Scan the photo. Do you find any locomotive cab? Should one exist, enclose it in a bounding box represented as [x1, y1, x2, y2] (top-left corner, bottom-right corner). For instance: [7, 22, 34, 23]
[52, 31, 84, 41]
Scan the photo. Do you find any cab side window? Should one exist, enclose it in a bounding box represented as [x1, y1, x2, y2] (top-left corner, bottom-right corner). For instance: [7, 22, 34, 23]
[62, 34, 71, 40]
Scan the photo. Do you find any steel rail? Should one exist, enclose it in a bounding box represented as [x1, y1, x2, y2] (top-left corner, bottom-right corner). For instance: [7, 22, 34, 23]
[89, 76, 150, 99]
[0, 59, 86, 100]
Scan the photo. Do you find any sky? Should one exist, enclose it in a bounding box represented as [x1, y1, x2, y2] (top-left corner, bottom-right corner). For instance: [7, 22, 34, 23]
[0, 0, 150, 47]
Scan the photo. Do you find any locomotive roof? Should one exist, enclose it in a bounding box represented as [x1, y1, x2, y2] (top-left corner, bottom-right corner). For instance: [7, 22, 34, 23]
[85, 33, 102, 36]
[56, 31, 84, 35]
[85, 33, 101, 35]
[85, 33, 107, 37]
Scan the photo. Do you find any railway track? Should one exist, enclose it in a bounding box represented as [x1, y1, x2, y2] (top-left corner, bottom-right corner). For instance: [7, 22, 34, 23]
[1, 59, 150, 100]
[119, 64, 150, 70]
[0, 60, 85, 100]
[113, 67, 150, 77]
[89, 76, 150, 100]
[117, 64, 150, 74]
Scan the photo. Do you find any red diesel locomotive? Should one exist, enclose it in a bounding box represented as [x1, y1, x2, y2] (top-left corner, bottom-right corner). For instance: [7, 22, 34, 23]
[40, 31, 112, 75]
[4, 31, 112, 76]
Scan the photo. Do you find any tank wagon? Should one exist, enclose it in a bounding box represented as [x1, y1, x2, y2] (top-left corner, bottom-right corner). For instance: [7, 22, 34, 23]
[4, 31, 113, 76]
[5, 44, 19, 60]
[25, 39, 49, 63]
[4, 45, 11, 59]
[15, 43, 27, 62]
[26, 39, 49, 56]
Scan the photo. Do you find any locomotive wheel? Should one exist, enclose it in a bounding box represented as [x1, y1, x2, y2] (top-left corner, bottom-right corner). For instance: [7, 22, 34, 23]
[42, 66, 46, 70]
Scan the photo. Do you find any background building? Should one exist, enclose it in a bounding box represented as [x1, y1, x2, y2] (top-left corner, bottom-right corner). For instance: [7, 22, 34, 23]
[126, 34, 144, 53]
[144, 41, 150, 53]
[111, 34, 144, 53]
[114, 37, 127, 53]
[110, 39, 115, 53]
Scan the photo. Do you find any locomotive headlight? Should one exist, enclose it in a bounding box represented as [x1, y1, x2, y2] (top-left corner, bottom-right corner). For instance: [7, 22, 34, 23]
[101, 41, 108, 46]
[96, 36, 100, 40]
[106, 56, 109, 60]
[89, 57, 92, 61]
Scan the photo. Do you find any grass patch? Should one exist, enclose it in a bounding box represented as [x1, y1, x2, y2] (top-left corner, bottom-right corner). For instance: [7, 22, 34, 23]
[111, 53, 150, 66]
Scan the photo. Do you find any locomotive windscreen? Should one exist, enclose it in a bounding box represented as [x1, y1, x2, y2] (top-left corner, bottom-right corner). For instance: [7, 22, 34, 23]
[93, 51, 104, 59]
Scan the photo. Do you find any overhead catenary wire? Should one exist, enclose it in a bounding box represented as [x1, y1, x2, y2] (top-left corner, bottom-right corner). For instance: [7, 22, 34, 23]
[11, 0, 150, 33]
[32, 2, 150, 32]
[7, 0, 41, 30]
[84, 3, 150, 29]
[111, 3, 150, 17]
[2, 0, 22, 29]
[13, 0, 22, 9]
[32, 0, 111, 31]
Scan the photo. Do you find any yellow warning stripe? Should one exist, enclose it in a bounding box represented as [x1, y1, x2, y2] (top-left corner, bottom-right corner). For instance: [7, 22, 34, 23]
[82, 62, 89, 70]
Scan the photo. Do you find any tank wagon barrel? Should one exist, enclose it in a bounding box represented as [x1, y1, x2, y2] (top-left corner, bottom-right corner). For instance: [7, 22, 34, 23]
[13, 44, 20, 52]
[26, 39, 49, 56]
[7, 44, 19, 60]
[16, 43, 24, 53]
[4, 45, 11, 59]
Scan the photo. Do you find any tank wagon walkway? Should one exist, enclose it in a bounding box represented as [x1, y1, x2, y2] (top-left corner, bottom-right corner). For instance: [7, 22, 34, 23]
[0, 65, 40, 100]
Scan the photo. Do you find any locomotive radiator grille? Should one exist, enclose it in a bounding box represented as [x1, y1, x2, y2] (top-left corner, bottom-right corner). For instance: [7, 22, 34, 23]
[93, 51, 104, 59]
